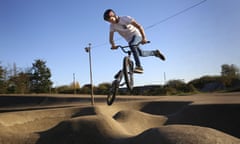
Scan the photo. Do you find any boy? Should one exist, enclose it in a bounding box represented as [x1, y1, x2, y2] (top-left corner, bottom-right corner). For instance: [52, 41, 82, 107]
[103, 9, 165, 73]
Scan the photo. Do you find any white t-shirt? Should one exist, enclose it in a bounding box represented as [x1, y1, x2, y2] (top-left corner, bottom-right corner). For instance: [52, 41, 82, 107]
[110, 16, 141, 42]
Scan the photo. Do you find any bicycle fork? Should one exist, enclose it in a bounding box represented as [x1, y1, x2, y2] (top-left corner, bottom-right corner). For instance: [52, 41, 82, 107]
[114, 70, 125, 87]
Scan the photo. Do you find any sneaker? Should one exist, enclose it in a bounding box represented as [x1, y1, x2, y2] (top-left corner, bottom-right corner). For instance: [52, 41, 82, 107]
[134, 66, 144, 74]
[155, 50, 165, 61]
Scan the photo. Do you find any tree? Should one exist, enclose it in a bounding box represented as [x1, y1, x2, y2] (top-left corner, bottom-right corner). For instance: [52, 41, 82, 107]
[221, 64, 239, 77]
[0, 64, 7, 93]
[8, 72, 31, 94]
[70, 81, 80, 89]
[30, 59, 53, 93]
[96, 83, 111, 94]
[221, 64, 240, 87]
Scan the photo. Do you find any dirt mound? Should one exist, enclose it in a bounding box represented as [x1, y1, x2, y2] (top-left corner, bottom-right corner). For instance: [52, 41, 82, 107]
[167, 104, 240, 138]
[36, 115, 130, 144]
[131, 125, 240, 144]
[0, 94, 240, 144]
[113, 109, 167, 134]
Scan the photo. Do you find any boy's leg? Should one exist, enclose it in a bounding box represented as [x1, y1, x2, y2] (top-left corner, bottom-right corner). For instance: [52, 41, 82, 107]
[129, 36, 142, 68]
[130, 45, 141, 67]
[130, 45, 144, 73]
[138, 48, 165, 61]
[137, 48, 155, 57]
[129, 36, 144, 73]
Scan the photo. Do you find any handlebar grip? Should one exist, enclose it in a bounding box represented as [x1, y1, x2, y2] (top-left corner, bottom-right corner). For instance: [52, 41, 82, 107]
[111, 45, 120, 50]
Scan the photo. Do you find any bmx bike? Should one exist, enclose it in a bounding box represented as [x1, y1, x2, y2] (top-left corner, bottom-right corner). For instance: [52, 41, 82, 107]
[107, 41, 150, 105]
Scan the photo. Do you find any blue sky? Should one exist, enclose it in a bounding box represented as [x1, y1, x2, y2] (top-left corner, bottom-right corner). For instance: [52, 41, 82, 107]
[1, 0, 240, 87]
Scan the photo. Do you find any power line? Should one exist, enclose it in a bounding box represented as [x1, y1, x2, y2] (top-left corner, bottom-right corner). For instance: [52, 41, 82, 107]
[92, 42, 108, 48]
[145, 0, 207, 30]
[93, 0, 207, 48]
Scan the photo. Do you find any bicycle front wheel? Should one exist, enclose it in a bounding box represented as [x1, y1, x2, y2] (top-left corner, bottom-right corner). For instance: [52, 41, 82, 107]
[123, 57, 134, 91]
[107, 80, 119, 105]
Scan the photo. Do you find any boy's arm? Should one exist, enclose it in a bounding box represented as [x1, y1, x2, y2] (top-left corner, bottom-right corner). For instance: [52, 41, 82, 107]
[109, 31, 117, 49]
[131, 20, 148, 43]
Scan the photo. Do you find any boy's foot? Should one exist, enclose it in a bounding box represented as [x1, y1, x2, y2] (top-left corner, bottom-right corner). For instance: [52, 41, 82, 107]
[155, 50, 165, 61]
[134, 66, 144, 74]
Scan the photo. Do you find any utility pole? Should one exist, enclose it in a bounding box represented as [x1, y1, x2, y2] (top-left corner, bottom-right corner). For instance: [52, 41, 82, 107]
[73, 73, 76, 94]
[164, 72, 166, 85]
[85, 43, 94, 105]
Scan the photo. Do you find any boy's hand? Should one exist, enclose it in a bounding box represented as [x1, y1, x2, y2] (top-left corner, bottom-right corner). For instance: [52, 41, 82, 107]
[141, 39, 148, 44]
[111, 45, 118, 50]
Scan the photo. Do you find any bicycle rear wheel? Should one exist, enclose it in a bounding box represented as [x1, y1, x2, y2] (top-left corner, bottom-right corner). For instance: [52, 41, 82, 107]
[107, 80, 119, 105]
[123, 57, 134, 91]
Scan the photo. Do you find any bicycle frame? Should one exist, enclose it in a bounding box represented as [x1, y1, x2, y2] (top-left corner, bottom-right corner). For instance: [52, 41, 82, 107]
[113, 70, 125, 87]
[107, 41, 150, 105]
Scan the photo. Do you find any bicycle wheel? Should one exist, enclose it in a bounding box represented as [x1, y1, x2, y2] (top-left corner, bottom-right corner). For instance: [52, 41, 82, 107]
[107, 80, 119, 105]
[123, 57, 134, 91]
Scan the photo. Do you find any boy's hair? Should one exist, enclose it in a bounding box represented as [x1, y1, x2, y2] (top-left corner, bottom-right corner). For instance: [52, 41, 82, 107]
[103, 9, 115, 21]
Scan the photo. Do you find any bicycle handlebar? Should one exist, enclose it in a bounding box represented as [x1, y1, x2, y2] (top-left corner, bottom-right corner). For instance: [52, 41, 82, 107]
[114, 41, 150, 53]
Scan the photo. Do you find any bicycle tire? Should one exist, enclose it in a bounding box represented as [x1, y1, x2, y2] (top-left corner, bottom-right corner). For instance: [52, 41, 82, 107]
[107, 80, 119, 105]
[123, 57, 134, 91]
